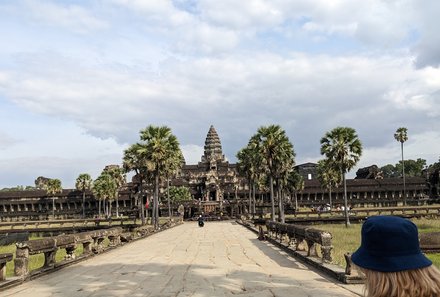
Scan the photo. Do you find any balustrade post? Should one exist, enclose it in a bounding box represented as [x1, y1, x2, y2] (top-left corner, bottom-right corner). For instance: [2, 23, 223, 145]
[0, 253, 13, 281]
[14, 247, 29, 278]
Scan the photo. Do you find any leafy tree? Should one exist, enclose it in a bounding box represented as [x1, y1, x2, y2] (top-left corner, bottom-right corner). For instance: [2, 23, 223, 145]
[317, 159, 341, 208]
[394, 127, 408, 204]
[396, 158, 426, 178]
[45, 178, 63, 219]
[75, 173, 92, 218]
[164, 186, 192, 204]
[321, 127, 362, 227]
[35, 176, 50, 189]
[380, 164, 399, 178]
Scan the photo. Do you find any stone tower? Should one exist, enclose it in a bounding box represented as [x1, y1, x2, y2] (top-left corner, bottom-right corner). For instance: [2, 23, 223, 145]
[201, 125, 225, 163]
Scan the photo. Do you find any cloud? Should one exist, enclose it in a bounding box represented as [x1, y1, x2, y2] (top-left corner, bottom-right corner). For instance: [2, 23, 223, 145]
[0, 0, 439, 188]
[18, 0, 108, 33]
[1, 50, 438, 165]
[0, 130, 18, 150]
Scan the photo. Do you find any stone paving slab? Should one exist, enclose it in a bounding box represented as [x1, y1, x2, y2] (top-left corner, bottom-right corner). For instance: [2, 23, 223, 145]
[2, 221, 363, 296]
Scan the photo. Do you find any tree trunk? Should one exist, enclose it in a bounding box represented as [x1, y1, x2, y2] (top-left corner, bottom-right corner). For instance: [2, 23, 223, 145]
[294, 192, 298, 215]
[154, 173, 159, 230]
[167, 177, 171, 219]
[139, 178, 145, 225]
[109, 200, 112, 218]
[343, 173, 350, 227]
[98, 199, 101, 218]
[82, 191, 86, 218]
[270, 176, 275, 221]
[116, 193, 119, 218]
[252, 183, 256, 218]
[278, 186, 285, 223]
[401, 142, 406, 205]
[248, 181, 252, 215]
[329, 188, 332, 209]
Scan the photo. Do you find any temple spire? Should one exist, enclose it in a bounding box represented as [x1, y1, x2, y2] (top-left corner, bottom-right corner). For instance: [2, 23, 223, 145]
[201, 125, 224, 162]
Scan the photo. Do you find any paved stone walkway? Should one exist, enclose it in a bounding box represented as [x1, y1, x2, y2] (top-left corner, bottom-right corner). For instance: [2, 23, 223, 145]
[3, 221, 363, 297]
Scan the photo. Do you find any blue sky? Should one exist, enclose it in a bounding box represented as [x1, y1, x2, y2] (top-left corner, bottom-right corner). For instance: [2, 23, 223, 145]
[0, 0, 439, 188]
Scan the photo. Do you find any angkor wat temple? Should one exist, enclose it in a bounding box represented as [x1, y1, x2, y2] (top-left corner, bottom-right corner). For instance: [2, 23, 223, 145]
[0, 126, 435, 221]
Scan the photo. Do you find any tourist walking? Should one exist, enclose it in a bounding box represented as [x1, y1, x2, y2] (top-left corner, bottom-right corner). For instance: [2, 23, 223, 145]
[351, 216, 440, 297]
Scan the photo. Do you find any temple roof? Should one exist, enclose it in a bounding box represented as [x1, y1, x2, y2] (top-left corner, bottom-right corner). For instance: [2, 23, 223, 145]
[201, 125, 225, 163]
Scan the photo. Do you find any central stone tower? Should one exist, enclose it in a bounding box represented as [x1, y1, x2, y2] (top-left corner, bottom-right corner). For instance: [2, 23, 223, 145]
[201, 125, 225, 164]
[172, 125, 244, 215]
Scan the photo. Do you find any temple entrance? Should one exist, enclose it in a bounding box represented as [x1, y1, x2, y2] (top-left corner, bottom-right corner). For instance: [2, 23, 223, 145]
[209, 190, 216, 201]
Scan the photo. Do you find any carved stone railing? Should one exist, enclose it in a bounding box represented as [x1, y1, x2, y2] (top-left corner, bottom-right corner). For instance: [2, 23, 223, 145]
[265, 221, 333, 263]
[420, 232, 440, 253]
[0, 218, 138, 234]
[0, 218, 184, 286]
[243, 219, 364, 284]
[14, 227, 124, 278]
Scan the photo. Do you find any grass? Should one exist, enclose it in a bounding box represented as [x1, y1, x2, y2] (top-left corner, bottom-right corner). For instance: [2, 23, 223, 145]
[314, 218, 440, 269]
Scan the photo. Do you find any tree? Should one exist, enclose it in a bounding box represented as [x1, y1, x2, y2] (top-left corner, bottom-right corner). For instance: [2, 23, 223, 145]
[380, 164, 398, 178]
[396, 158, 426, 178]
[123, 143, 148, 224]
[321, 127, 362, 227]
[164, 186, 192, 204]
[286, 170, 304, 212]
[103, 165, 126, 218]
[35, 176, 50, 189]
[317, 159, 341, 209]
[253, 125, 295, 222]
[75, 173, 92, 218]
[93, 173, 117, 218]
[394, 127, 408, 205]
[163, 149, 184, 219]
[139, 125, 182, 229]
[237, 141, 264, 217]
[45, 178, 63, 219]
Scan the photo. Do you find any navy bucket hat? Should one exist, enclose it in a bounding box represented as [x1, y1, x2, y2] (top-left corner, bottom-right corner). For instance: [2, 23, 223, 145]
[351, 216, 432, 272]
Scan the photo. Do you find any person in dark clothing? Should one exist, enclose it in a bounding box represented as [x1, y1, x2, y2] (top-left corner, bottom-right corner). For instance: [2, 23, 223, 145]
[197, 215, 204, 227]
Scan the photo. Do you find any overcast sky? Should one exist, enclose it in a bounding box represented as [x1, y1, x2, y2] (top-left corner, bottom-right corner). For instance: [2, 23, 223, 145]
[0, 0, 439, 188]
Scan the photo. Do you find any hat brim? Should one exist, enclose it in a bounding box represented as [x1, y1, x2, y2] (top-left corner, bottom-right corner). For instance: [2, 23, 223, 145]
[351, 246, 432, 272]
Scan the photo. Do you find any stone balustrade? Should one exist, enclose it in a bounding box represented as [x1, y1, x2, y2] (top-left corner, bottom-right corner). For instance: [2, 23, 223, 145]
[0, 218, 184, 286]
[264, 221, 333, 263]
[14, 227, 124, 277]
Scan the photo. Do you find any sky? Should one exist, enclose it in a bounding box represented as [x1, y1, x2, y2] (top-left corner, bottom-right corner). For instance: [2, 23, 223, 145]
[0, 0, 439, 189]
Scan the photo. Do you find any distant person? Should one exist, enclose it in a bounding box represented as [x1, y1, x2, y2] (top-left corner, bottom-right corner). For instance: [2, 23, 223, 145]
[197, 214, 204, 227]
[351, 216, 440, 297]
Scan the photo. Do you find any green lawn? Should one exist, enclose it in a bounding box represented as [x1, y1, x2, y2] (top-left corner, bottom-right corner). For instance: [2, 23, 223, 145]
[314, 217, 440, 268]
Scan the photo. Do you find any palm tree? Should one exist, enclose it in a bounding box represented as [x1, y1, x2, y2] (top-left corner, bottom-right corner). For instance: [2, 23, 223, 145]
[75, 173, 92, 218]
[93, 173, 117, 218]
[317, 159, 341, 209]
[139, 125, 182, 230]
[163, 149, 184, 219]
[104, 166, 126, 218]
[237, 145, 255, 215]
[287, 170, 304, 212]
[45, 178, 62, 220]
[394, 127, 408, 205]
[253, 125, 295, 221]
[320, 127, 362, 227]
[123, 143, 148, 225]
